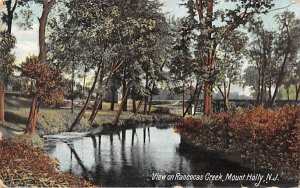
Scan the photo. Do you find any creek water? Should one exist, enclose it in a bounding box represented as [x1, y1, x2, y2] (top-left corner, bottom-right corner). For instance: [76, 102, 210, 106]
[45, 126, 297, 187]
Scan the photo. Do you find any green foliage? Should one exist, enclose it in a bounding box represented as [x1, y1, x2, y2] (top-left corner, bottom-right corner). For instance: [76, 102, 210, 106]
[244, 12, 300, 102]
[0, 30, 16, 84]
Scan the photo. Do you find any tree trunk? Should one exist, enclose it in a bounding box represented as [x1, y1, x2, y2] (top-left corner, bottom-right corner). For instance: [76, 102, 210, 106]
[110, 90, 115, 111]
[25, 97, 40, 135]
[99, 99, 103, 110]
[269, 23, 290, 107]
[295, 84, 300, 101]
[147, 82, 155, 115]
[256, 68, 261, 105]
[122, 80, 128, 112]
[225, 79, 231, 111]
[286, 87, 290, 101]
[203, 0, 214, 116]
[71, 61, 75, 113]
[183, 81, 200, 117]
[0, 82, 5, 124]
[268, 82, 272, 102]
[193, 85, 202, 116]
[5, 0, 18, 34]
[90, 61, 105, 122]
[182, 82, 185, 117]
[203, 82, 213, 115]
[82, 65, 87, 97]
[38, 0, 56, 62]
[89, 92, 101, 123]
[143, 76, 149, 114]
[89, 61, 120, 124]
[134, 100, 143, 115]
[69, 63, 102, 131]
[132, 99, 137, 113]
[113, 87, 129, 125]
[1, 0, 18, 125]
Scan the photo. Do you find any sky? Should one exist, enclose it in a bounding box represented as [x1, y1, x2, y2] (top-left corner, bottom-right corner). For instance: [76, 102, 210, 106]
[9, 0, 300, 62]
[2, 0, 300, 96]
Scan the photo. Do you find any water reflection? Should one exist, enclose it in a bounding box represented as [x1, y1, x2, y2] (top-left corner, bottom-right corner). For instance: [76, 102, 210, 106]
[46, 126, 297, 187]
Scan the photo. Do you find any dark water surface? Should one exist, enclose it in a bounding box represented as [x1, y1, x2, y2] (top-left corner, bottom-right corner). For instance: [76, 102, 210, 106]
[45, 126, 297, 187]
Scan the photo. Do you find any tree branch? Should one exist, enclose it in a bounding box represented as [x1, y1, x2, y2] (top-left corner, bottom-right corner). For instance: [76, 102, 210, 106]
[269, 3, 297, 12]
[12, 0, 18, 12]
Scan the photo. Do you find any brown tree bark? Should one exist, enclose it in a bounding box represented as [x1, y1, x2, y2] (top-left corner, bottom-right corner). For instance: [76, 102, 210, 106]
[203, 81, 213, 115]
[113, 87, 129, 125]
[88, 60, 124, 123]
[0, 81, 5, 124]
[89, 65, 105, 124]
[25, 97, 40, 135]
[203, 0, 214, 116]
[89, 92, 101, 122]
[38, 0, 56, 62]
[197, 0, 249, 115]
[69, 63, 102, 131]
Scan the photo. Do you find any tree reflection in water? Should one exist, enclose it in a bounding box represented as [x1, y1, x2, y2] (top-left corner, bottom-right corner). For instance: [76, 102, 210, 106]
[46, 126, 297, 187]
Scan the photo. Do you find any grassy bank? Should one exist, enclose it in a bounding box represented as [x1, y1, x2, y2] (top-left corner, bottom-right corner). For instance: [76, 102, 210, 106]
[175, 106, 300, 180]
[4, 96, 180, 135]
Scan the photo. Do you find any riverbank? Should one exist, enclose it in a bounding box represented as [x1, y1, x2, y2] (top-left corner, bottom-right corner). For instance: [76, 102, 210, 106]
[3, 96, 180, 136]
[1, 97, 180, 187]
[175, 106, 300, 182]
[0, 139, 92, 187]
[3, 107, 180, 136]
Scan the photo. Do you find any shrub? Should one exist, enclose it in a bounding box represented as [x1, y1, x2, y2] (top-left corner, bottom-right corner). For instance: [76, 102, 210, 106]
[152, 107, 171, 114]
[175, 106, 300, 180]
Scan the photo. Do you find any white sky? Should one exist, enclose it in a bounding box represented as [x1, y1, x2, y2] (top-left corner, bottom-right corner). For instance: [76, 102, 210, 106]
[3, 0, 300, 96]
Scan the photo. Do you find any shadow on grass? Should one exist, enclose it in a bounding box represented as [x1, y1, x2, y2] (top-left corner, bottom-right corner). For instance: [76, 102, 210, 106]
[5, 96, 32, 108]
[5, 111, 28, 125]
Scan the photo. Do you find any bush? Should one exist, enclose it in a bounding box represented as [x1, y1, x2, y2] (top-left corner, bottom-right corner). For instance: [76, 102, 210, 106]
[152, 107, 170, 114]
[175, 106, 300, 180]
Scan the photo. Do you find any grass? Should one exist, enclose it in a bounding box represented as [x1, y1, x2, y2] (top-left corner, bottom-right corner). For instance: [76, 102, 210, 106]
[4, 96, 181, 135]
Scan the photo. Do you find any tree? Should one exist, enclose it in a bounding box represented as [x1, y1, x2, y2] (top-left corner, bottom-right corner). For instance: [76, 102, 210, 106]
[0, 0, 17, 125]
[268, 11, 298, 106]
[1, 0, 18, 33]
[215, 31, 248, 110]
[21, 56, 64, 135]
[244, 12, 299, 105]
[184, 0, 274, 115]
[59, 0, 126, 130]
[0, 30, 15, 124]
[247, 19, 275, 105]
[243, 66, 260, 98]
[169, 17, 196, 117]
